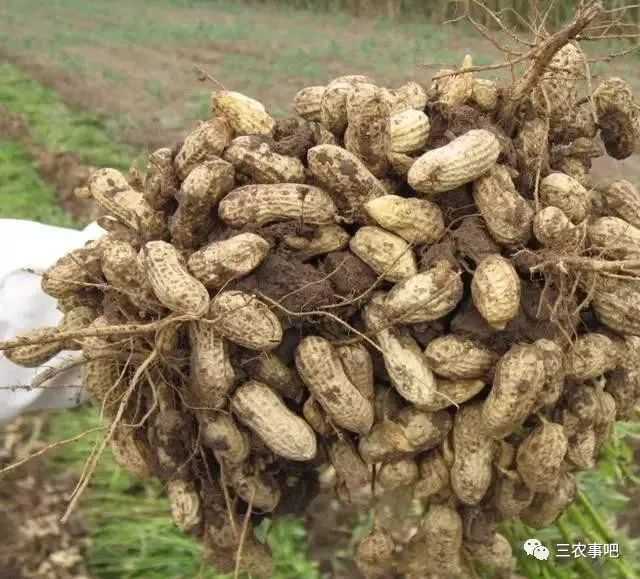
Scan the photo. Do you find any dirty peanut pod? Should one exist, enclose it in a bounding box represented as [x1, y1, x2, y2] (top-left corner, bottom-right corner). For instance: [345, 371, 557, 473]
[187, 233, 270, 289]
[516, 421, 568, 492]
[472, 165, 533, 247]
[424, 335, 496, 380]
[389, 109, 430, 154]
[223, 135, 305, 184]
[141, 240, 209, 316]
[408, 129, 500, 196]
[364, 194, 444, 245]
[211, 90, 276, 135]
[355, 527, 395, 579]
[603, 179, 640, 228]
[174, 117, 233, 179]
[218, 183, 336, 228]
[189, 321, 235, 409]
[539, 172, 591, 223]
[471, 254, 521, 330]
[210, 291, 282, 350]
[232, 380, 317, 461]
[451, 402, 495, 505]
[307, 144, 386, 219]
[587, 216, 640, 259]
[384, 260, 463, 323]
[295, 336, 374, 434]
[320, 75, 373, 134]
[533, 206, 582, 249]
[293, 85, 325, 122]
[350, 226, 417, 282]
[482, 343, 545, 439]
[565, 333, 619, 380]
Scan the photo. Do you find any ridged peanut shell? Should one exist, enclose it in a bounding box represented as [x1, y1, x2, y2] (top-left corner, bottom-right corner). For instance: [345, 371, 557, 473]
[174, 118, 234, 179]
[345, 83, 391, 177]
[142, 241, 210, 316]
[540, 172, 591, 223]
[430, 55, 474, 110]
[328, 438, 370, 494]
[565, 333, 619, 380]
[603, 179, 640, 228]
[591, 276, 640, 336]
[232, 380, 316, 461]
[364, 194, 444, 244]
[470, 78, 499, 112]
[384, 261, 463, 323]
[211, 90, 275, 135]
[408, 129, 499, 196]
[284, 224, 349, 261]
[143, 147, 178, 209]
[355, 529, 395, 579]
[389, 109, 430, 153]
[522, 472, 577, 529]
[350, 226, 417, 282]
[424, 335, 496, 380]
[373, 326, 437, 407]
[587, 216, 640, 259]
[218, 184, 336, 228]
[307, 144, 386, 220]
[385, 81, 428, 113]
[320, 75, 373, 134]
[378, 457, 419, 490]
[471, 254, 521, 330]
[532, 339, 566, 410]
[293, 85, 325, 122]
[451, 402, 495, 505]
[210, 291, 282, 350]
[401, 505, 463, 578]
[424, 378, 486, 412]
[109, 425, 153, 480]
[494, 472, 534, 518]
[188, 233, 270, 289]
[249, 353, 303, 401]
[414, 450, 450, 500]
[170, 159, 235, 248]
[358, 407, 451, 463]
[200, 413, 250, 464]
[466, 533, 512, 574]
[472, 165, 534, 247]
[593, 77, 640, 159]
[533, 206, 582, 249]
[482, 343, 546, 439]
[226, 461, 281, 512]
[337, 343, 374, 402]
[295, 336, 374, 434]
[167, 479, 203, 534]
[189, 321, 235, 409]
[41, 241, 102, 298]
[517, 422, 567, 492]
[223, 136, 305, 183]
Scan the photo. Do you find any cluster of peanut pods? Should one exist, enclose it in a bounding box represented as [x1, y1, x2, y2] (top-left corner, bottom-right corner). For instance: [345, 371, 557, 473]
[4, 37, 640, 578]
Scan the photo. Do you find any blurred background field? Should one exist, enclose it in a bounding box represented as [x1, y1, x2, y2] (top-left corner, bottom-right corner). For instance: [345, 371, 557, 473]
[1, 1, 640, 577]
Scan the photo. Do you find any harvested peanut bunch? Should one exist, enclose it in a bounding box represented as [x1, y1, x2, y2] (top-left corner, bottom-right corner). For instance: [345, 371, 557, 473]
[4, 6, 640, 576]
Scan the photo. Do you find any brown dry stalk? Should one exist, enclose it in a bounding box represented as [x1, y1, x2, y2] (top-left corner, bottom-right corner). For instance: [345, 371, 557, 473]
[498, 1, 604, 131]
[0, 314, 190, 351]
[234, 486, 256, 579]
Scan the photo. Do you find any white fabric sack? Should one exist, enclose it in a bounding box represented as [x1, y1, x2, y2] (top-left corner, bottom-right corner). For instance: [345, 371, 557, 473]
[0, 219, 105, 424]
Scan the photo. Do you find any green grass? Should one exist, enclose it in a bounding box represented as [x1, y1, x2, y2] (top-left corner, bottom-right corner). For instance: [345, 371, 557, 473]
[0, 62, 135, 170]
[45, 407, 320, 579]
[0, 139, 77, 227]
